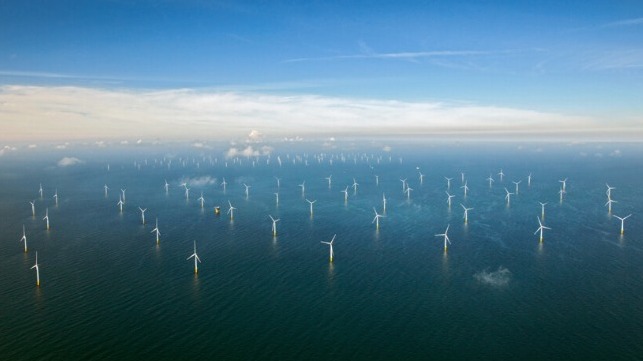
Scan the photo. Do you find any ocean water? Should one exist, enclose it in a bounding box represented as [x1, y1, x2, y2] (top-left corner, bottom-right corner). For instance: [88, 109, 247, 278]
[1, 141, 642, 360]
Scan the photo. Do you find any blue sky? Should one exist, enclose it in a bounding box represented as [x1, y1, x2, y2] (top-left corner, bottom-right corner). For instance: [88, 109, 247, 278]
[1, 0, 642, 141]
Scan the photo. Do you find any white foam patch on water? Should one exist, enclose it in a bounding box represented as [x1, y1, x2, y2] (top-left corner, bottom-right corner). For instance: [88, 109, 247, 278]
[474, 266, 512, 287]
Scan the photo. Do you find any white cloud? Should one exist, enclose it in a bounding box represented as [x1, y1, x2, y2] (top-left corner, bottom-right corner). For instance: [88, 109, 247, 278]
[180, 176, 217, 187]
[0, 85, 630, 141]
[226, 145, 262, 158]
[0, 145, 16, 156]
[57, 157, 84, 167]
[382, 145, 392, 152]
[247, 129, 263, 142]
[192, 142, 212, 149]
[28, 144, 37, 148]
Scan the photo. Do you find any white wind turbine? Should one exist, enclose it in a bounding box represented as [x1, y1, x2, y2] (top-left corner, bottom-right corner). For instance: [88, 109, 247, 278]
[186, 241, 201, 274]
[104, 184, 109, 197]
[613, 214, 632, 235]
[400, 178, 408, 192]
[605, 198, 617, 213]
[405, 186, 413, 200]
[559, 178, 568, 192]
[341, 186, 349, 202]
[221, 178, 227, 192]
[382, 193, 387, 212]
[487, 175, 494, 187]
[352, 178, 359, 193]
[43, 208, 50, 230]
[512, 180, 521, 195]
[274, 176, 281, 189]
[30, 200, 35, 217]
[373, 207, 385, 230]
[227, 201, 236, 220]
[164, 179, 169, 193]
[504, 188, 514, 205]
[138, 207, 147, 225]
[444, 177, 453, 190]
[306, 199, 317, 216]
[461, 172, 465, 184]
[121, 188, 126, 202]
[269, 215, 280, 236]
[527, 173, 532, 187]
[19, 225, 27, 253]
[117, 195, 124, 212]
[39, 183, 43, 198]
[184, 185, 190, 200]
[243, 183, 251, 198]
[198, 192, 205, 208]
[31, 251, 40, 286]
[325, 175, 332, 188]
[539, 202, 547, 219]
[558, 188, 566, 203]
[375, 175, 379, 186]
[274, 192, 279, 206]
[606, 183, 615, 199]
[321, 234, 336, 262]
[151, 218, 161, 244]
[445, 191, 455, 208]
[460, 204, 473, 224]
[435, 224, 451, 252]
[298, 181, 306, 196]
[534, 216, 551, 243]
[498, 169, 504, 182]
[461, 181, 469, 197]
[418, 172, 425, 185]
[53, 189, 58, 206]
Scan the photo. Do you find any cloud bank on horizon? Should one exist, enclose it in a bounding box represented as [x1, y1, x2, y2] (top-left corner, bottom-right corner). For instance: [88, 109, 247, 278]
[2, 85, 634, 142]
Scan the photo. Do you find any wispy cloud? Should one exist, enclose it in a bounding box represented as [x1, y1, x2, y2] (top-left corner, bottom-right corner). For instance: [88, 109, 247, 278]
[583, 49, 643, 70]
[285, 50, 493, 63]
[0, 85, 630, 141]
[602, 17, 643, 28]
[57, 157, 84, 167]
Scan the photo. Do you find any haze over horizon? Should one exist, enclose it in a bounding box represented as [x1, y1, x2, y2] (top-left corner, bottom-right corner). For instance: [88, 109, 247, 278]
[1, 1, 642, 142]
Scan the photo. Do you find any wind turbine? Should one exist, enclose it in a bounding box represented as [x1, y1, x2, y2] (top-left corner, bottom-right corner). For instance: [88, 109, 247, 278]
[461, 172, 465, 184]
[605, 198, 617, 213]
[274, 192, 279, 206]
[31, 251, 40, 286]
[400, 178, 408, 192]
[243, 183, 251, 198]
[138, 207, 147, 225]
[269, 215, 280, 236]
[461, 181, 469, 197]
[274, 176, 280, 189]
[418, 172, 425, 185]
[325, 175, 332, 188]
[221, 178, 227, 192]
[613, 214, 632, 235]
[539, 202, 547, 219]
[198, 192, 205, 208]
[306, 199, 316, 216]
[435, 224, 451, 252]
[53, 189, 58, 206]
[352, 178, 359, 193]
[341, 186, 349, 202]
[120, 188, 126, 202]
[372, 207, 385, 229]
[151, 218, 160, 244]
[19, 225, 27, 253]
[527, 173, 532, 187]
[487, 175, 494, 187]
[164, 179, 169, 193]
[460, 204, 473, 224]
[534, 216, 551, 242]
[444, 177, 453, 190]
[298, 181, 306, 196]
[39, 183, 43, 198]
[227, 201, 236, 220]
[559, 188, 566, 203]
[375, 175, 379, 186]
[43, 208, 50, 230]
[445, 191, 455, 207]
[117, 195, 124, 212]
[405, 186, 413, 200]
[321, 234, 336, 262]
[504, 188, 514, 205]
[606, 183, 616, 199]
[512, 180, 521, 195]
[104, 184, 109, 197]
[30, 200, 35, 217]
[184, 185, 190, 200]
[186, 241, 201, 274]
[382, 193, 387, 212]
[559, 178, 568, 192]
[498, 169, 504, 182]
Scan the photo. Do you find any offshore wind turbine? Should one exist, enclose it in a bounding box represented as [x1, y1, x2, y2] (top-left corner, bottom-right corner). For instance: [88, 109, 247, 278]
[151, 218, 161, 244]
[444, 177, 453, 190]
[120, 188, 126, 202]
[539, 202, 547, 219]
[104, 184, 109, 197]
[460, 204, 473, 224]
[138, 207, 147, 225]
[30, 200, 35, 217]
[31, 251, 40, 286]
[373, 207, 385, 230]
[559, 188, 566, 203]
[117, 195, 124, 212]
[445, 191, 455, 208]
[186, 241, 201, 274]
[418, 172, 425, 185]
[461, 172, 465, 184]
[274, 176, 281, 189]
[321, 234, 336, 262]
[184, 185, 190, 200]
[269, 215, 280, 236]
[605, 198, 617, 213]
[39, 183, 43, 198]
[19, 225, 27, 253]
[613, 214, 632, 235]
[606, 183, 615, 199]
[527, 173, 532, 187]
[461, 181, 469, 197]
[221, 178, 227, 192]
[382, 193, 387, 212]
[325, 175, 332, 188]
[198, 192, 205, 208]
[298, 181, 306, 196]
[400, 178, 408, 192]
[487, 174, 495, 187]
[352, 178, 359, 193]
[498, 169, 504, 182]
[375, 175, 379, 186]
[306, 199, 316, 216]
[341, 186, 349, 202]
[274, 192, 279, 206]
[534, 216, 551, 242]
[512, 180, 521, 195]
[243, 183, 251, 198]
[227, 201, 236, 220]
[164, 179, 169, 193]
[435, 224, 451, 252]
[405, 186, 413, 200]
[559, 178, 568, 192]
[504, 188, 514, 205]
[43, 208, 50, 230]
[53, 189, 58, 206]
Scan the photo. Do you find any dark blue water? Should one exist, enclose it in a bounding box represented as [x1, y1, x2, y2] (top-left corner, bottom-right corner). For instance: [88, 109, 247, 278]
[1, 142, 642, 360]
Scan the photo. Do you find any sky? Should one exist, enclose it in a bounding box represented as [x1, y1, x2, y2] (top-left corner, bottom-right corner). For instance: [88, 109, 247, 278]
[1, 0, 642, 142]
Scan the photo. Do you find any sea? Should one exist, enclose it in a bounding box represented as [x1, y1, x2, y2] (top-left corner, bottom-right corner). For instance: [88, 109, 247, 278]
[1, 140, 642, 360]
